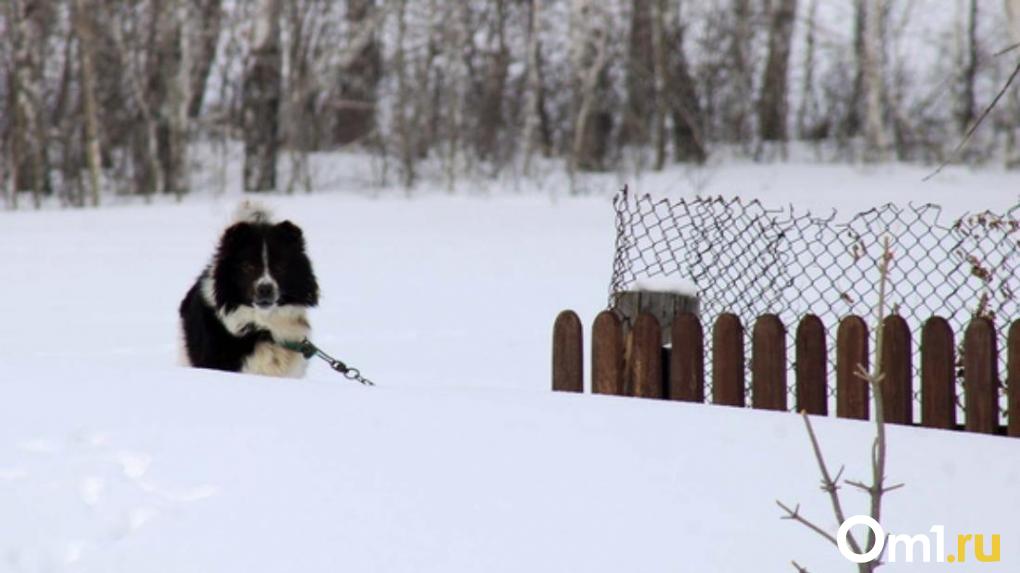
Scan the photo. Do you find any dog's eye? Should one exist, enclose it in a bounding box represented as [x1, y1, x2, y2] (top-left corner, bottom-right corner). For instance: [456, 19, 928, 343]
[240, 262, 257, 274]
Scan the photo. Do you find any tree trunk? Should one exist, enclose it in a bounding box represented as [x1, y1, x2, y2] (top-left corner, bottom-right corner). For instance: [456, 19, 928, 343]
[861, 0, 890, 161]
[841, 0, 866, 140]
[668, 22, 707, 165]
[393, 0, 415, 188]
[622, 0, 654, 148]
[522, 0, 552, 175]
[727, 0, 753, 145]
[242, 0, 282, 192]
[1006, 0, 1020, 168]
[476, 0, 509, 163]
[957, 0, 978, 133]
[796, 0, 820, 140]
[334, 0, 382, 147]
[152, 0, 190, 196]
[188, 0, 223, 119]
[757, 0, 797, 147]
[73, 0, 103, 207]
[570, 0, 613, 174]
[8, 0, 50, 207]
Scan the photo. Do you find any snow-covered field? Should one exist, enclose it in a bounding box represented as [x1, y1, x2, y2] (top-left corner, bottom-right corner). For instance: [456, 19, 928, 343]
[2, 162, 1019, 572]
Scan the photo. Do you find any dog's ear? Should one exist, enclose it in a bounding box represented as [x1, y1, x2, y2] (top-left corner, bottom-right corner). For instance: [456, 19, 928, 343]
[274, 220, 305, 246]
[220, 222, 255, 251]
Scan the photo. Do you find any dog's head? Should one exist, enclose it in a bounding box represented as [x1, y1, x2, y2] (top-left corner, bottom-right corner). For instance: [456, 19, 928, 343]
[210, 217, 319, 313]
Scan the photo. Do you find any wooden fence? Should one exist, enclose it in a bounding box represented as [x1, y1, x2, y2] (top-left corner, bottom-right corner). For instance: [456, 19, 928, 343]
[552, 310, 1020, 438]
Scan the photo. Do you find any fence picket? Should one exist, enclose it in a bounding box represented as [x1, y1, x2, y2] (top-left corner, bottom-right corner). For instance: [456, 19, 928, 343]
[836, 316, 869, 420]
[713, 313, 745, 407]
[552, 310, 583, 393]
[592, 311, 624, 396]
[1010, 321, 1020, 438]
[795, 315, 827, 415]
[964, 318, 998, 434]
[921, 317, 956, 430]
[669, 313, 704, 402]
[881, 315, 913, 425]
[752, 315, 787, 411]
[628, 313, 663, 398]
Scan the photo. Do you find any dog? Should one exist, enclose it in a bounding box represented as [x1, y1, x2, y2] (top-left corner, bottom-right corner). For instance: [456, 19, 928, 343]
[179, 202, 319, 377]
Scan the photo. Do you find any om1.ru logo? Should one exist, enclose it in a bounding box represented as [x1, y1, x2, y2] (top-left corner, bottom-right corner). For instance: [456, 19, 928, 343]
[838, 515, 1001, 564]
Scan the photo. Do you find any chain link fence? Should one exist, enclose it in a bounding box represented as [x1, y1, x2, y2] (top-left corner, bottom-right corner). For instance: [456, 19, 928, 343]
[609, 187, 1020, 419]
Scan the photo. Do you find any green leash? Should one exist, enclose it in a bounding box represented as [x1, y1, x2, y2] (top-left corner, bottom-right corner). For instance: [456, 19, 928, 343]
[279, 338, 375, 386]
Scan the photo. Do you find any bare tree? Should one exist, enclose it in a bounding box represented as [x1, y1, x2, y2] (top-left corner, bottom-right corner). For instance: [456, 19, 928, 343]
[475, 0, 510, 164]
[861, 0, 891, 161]
[956, 0, 978, 133]
[7, 0, 50, 208]
[726, 0, 754, 146]
[242, 0, 283, 192]
[72, 0, 102, 206]
[796, 0, 823, 142]
[778, 238, 904, 573]
[392, 0, 415, 188]
[757, 0, 798, 158]
[664, 4, 707, 165]
[154, 0, 192, 197]
[521, 0, 552, 176]
[334, 0, 382, 147]
[188, 0, 223, 119]
[569, 0, 613, 175]
[622, 0, 654, 150]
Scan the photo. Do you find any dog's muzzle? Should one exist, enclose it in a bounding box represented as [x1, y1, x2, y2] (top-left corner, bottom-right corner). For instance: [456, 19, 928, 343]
[254, 281, 278, 308]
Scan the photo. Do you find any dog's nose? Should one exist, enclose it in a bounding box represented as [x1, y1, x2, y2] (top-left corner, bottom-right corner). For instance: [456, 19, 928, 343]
[254, 283, 277, 306]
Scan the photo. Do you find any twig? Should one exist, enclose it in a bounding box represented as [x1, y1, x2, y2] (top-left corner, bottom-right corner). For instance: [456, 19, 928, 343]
[923, 59, 1020, 182]
[799, 411, 863, 555]
[995, 42, 1020, 58]
[776, 501, 838, 545]
[791, 560, 810, 573]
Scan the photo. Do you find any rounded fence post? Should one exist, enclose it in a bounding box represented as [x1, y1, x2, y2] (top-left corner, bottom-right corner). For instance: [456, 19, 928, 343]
[881, 315, 913, 425]
[965, 318, 998, 434]
[592, 311, 624, 396]
[752, 314, 787, 411]
[1010, 321, 1020, 438]
[795, 315, 828, 415]
[669, 313, 704, 402]
[628, 313, 663, 398]
[713, 313, 745, 407]
[921, 317, 956, 430]
[836, 316, 869, 420]
[552, 310, 583, 393]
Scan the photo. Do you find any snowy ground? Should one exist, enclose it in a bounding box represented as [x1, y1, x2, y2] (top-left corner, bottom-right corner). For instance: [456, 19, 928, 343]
[2, 161, 1020, 572]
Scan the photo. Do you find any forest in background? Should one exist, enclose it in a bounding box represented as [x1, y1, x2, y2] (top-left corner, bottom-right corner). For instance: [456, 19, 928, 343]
[2, 0, 1020, 208]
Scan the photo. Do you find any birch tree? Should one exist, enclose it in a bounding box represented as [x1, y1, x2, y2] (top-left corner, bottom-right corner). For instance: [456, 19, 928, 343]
[188, 0, 223, 118]
[7, 0, 49, 207]
[861, 0, 891, 161]
[242, 0, 283, 192]
[569, 0, 612, 174]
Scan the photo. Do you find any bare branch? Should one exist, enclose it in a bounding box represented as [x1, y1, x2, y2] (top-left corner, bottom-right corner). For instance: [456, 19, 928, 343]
[798, 412, 863, 555]
[924, 60, 1020, 182]
[776, 500, 838, 546]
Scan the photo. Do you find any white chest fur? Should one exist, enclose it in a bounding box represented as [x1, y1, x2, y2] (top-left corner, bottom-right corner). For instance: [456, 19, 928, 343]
[242, 341, 308, 378]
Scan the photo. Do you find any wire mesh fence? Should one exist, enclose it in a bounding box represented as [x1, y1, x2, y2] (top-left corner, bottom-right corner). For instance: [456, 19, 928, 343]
[608, 187, 1020, 419]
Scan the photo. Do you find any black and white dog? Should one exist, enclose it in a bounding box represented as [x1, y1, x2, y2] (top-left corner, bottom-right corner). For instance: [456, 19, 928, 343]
[179, 203, 319, 377]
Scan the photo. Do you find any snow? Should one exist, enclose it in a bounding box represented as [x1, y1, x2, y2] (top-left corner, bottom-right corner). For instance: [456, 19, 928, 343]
[2, 162, 1020, 572]
[631, 276, 700, 296]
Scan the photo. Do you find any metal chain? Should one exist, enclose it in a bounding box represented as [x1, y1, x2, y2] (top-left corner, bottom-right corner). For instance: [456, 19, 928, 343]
[289, 339, 375, 386]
